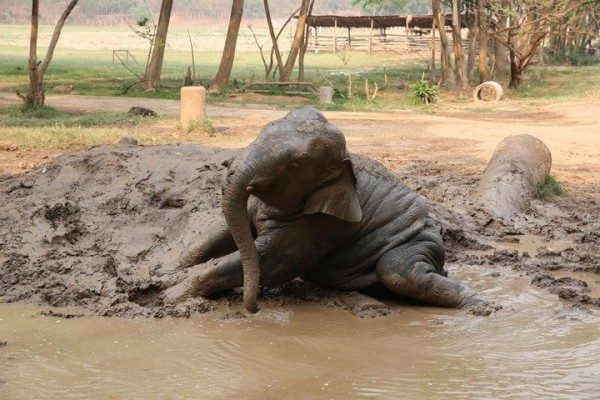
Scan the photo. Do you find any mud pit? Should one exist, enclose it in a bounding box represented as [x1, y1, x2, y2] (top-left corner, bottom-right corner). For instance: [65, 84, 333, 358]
[1, 140, 599, 316]
[1, 140, 599, 398]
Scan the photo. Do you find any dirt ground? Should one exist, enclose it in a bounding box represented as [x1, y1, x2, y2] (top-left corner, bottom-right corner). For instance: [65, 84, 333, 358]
[0, 95, 599, 317]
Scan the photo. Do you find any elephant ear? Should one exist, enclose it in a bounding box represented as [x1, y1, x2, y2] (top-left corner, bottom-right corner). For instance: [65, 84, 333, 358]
[303, 160, 362, 223]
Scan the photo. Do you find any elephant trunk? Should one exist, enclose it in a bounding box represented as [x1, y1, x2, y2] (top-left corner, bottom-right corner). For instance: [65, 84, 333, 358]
[221, 156, 262, 314]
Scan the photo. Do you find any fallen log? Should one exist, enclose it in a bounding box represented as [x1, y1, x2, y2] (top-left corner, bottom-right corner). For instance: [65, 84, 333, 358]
[475, 134, 552, 219]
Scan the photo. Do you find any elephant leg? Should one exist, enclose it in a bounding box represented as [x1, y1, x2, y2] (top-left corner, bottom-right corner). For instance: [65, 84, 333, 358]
[376, 235, 499, 316]
[178, 216, 237, 269]
[166, 228, 315, 303]
[165, 252, 243, 302]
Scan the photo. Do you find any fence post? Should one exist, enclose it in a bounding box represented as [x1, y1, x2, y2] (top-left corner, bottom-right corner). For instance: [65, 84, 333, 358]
[369, 18, 374, 54]
[333, 18, 338, 53]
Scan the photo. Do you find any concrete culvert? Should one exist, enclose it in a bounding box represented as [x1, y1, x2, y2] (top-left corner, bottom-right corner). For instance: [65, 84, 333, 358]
[473, 81, 504, 102]
[475, 134, 552, 220]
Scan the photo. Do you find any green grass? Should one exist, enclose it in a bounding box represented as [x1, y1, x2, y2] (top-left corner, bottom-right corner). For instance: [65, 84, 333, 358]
[537, 175, 564, 199]
[1, 24, 599, 111]
[0, 125, 130, 150]
[0, 104, 161, 150]
[510, 64, 600, 101]
[0, 104, 154, 127]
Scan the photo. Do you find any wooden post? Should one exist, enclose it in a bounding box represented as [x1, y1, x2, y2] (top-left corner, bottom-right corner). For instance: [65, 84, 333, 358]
[333, 18, 338, 53]
[369, 18, 374, 54]
[347, 27, 351, 50]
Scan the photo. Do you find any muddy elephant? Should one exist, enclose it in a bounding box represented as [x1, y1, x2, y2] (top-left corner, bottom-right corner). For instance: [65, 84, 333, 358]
[166, 107, 495, 315]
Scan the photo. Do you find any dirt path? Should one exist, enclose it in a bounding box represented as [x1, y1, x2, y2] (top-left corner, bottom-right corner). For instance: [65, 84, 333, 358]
[2, 91, 599, 204]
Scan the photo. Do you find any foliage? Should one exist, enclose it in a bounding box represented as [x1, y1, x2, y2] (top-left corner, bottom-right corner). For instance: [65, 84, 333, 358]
[0, 0, 361, 21]
[483, 0, 600, 87]
[411, 77, 439, 104]
[536, 175, 563, 199]
[353, 0, 430, 14]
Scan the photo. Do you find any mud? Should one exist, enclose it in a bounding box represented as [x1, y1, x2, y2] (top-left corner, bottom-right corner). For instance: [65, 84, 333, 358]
[1, 270, 599, 399]
[1, 142, 599, 318]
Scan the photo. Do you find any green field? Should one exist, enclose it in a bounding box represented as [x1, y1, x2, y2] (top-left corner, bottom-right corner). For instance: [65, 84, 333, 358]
[0, 24, 599, 111]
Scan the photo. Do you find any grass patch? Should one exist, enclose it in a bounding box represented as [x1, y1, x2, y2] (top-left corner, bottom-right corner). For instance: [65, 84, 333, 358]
[537, 175, 564, 199]
[0, 104, 155, 127]
[181, 118, 216, 134]
[0, 125, 129, 150]
[510, 65, 600, 101]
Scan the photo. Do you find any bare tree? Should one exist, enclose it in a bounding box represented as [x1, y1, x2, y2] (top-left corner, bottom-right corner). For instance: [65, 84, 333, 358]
[432, 0, 455, 87]
[451, 0, 468, 90]
[263, 0, 284, 78]
[483, 0, 595, 87]
[465, 8, 477, 80]
[477, 0, 490, 82]
[19, 0, 79, 106]
[142, 0, 173, 91]
[280, 0, 313, 82]
[297, 0, 316, 81]
[493, 13, 507, 81]
[211, 0, 244, 92]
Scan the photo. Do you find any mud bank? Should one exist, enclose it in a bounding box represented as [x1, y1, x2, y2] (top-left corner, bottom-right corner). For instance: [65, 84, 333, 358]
[0, 143, 598, 317]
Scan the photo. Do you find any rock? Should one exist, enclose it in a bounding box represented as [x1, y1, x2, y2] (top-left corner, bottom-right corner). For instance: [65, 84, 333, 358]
[128, 106, 157, 117]
[118, 136, 139, 146]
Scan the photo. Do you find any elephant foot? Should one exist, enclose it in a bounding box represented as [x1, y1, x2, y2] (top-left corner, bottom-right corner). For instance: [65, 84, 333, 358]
[164, 265, 214, 304]
[339, 291, 391, 318]
[460, 295, 502, 316]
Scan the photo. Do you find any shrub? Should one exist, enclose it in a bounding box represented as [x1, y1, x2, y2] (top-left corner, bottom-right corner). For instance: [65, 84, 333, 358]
[411, 78, 439, 104]
[537, 175, 563, 199]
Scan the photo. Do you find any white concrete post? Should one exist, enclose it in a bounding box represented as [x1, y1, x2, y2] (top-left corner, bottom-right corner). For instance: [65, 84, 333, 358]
[180, 86, 207, 128]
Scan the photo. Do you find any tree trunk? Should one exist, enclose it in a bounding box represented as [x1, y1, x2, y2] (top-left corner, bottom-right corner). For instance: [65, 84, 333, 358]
[23, 0, 78, 106]
[211, 0, 244, 92]
[142, 0, 173, 91]
[432, 0, 454, 88]
[26, 0, 43, 106]
[297, 0, 315, 81]
[466, 20, 476, 81]
[451, 0, 467, 91]
[475, 134, 552, 220]
[509, 49, 522, 88]
[477, 0, 489, 83]
[280, 0, 311, 82]
[263, 0, 284, 78]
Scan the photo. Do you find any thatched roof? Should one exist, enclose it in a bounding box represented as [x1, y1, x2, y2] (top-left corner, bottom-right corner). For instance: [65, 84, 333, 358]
[305, 15, 459, 29]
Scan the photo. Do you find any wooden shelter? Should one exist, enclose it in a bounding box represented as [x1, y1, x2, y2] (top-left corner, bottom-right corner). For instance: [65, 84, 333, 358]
[301, 14, 463, 53]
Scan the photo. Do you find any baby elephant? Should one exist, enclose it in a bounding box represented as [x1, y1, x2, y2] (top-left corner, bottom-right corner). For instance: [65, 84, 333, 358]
[166, 107, 496, 315]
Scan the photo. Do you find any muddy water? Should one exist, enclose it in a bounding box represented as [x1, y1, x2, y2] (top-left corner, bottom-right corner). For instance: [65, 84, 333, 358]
[1, 265, 599, 400]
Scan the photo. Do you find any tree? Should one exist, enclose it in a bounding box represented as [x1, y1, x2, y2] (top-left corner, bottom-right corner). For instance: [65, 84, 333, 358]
[547, 3, 600, 63]
[477, 0, 490, 82]
[19, 0, 79, 106]
[432, 0, 455, 87]
[280, 0, 314, 82]
[142, 0, 173, 91]
[297, 0, 316, 81]
[211, 0, 244, 92]
[482, 0, 597, 87]
[451, 0, 468, 90]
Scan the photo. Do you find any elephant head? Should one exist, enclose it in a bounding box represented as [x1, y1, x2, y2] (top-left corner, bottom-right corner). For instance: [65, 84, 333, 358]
[221, 107, 362, 313]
